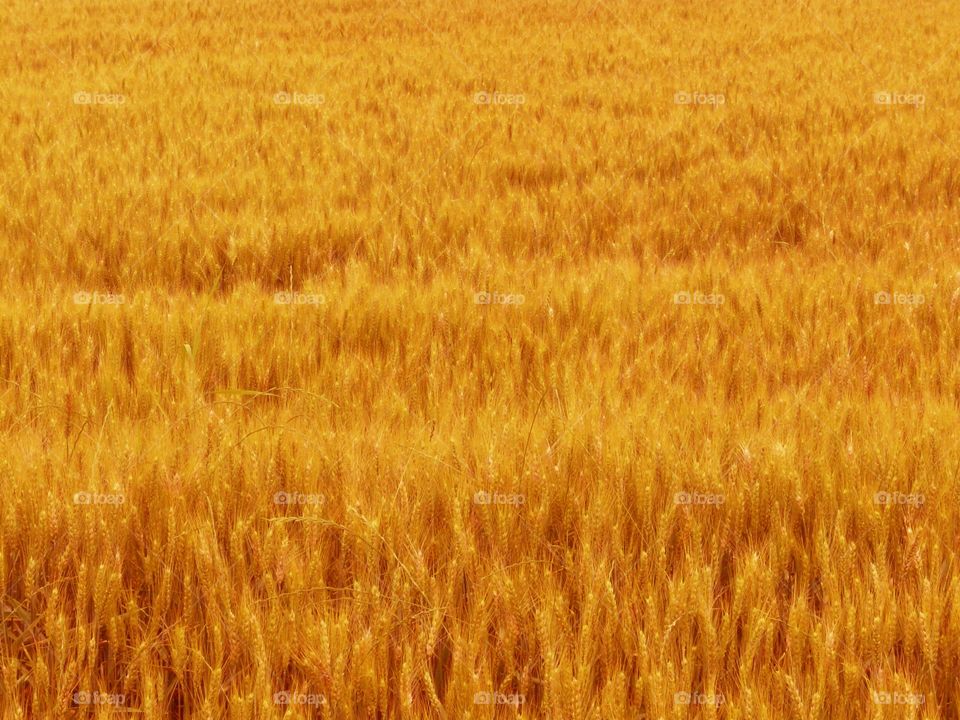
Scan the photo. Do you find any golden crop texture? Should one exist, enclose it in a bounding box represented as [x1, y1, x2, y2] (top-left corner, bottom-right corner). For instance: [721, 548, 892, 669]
[2, 0, 960, 717]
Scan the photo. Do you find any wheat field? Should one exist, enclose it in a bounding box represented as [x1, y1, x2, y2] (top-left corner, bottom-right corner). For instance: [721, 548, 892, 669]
[2, 0, 960, 717]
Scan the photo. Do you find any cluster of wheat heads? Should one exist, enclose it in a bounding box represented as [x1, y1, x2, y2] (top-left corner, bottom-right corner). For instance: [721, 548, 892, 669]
[2, 0, 960, 718]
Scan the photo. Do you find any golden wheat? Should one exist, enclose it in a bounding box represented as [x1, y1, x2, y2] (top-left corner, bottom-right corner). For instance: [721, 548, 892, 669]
[2, 0, 960, 718]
